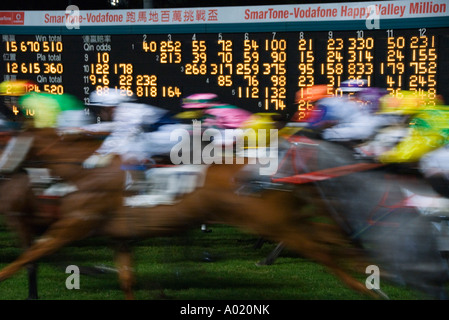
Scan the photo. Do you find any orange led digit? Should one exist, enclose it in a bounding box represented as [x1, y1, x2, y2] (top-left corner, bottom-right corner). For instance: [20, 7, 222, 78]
[1, 25, 447, 117]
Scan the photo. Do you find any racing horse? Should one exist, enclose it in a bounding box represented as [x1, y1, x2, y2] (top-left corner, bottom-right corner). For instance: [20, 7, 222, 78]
[0, 126, 110, 299]
[270, 134, 449, 299]
[1, 127, 447, 299]
[0, 131, 379, 300]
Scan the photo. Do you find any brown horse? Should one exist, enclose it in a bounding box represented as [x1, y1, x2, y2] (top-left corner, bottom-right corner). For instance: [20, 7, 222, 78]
[0, 127, 110, 299]
[0, 139, 378, 300]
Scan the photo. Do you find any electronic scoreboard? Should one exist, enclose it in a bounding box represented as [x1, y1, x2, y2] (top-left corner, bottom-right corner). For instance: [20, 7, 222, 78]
[0, 1, 448, 119]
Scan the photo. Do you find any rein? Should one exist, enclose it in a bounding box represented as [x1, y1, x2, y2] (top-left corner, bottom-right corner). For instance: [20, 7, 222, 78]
[272, 162, 385, 184]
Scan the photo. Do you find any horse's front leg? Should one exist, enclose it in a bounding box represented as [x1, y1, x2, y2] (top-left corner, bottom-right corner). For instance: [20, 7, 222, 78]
[0, 173, 40, 299]
[114, 242, 135, 300]
[26, 263, 38, 300]
[0, 190, 109, 290]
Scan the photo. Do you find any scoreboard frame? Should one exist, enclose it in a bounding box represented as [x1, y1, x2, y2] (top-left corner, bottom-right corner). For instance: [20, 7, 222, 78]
[1, 1, 448, 117]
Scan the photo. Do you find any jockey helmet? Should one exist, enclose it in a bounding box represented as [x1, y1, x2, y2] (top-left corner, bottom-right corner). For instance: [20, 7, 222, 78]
[87, 88, 135, 107]
[339, 79, 368, 93]
[181, 93, 219, 109]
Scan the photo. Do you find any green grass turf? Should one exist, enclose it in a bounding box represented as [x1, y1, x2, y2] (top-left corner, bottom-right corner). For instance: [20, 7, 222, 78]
[0, 221, 429, 300]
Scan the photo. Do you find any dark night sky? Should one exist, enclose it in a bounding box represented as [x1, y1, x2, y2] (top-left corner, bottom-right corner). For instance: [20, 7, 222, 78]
[0, 0, 378, 11]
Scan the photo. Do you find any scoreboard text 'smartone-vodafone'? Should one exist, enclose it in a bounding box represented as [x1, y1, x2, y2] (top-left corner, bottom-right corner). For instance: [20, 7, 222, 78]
[0, 0, 448, 118]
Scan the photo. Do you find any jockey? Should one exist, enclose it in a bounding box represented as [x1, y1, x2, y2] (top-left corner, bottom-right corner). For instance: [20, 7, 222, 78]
[278, 85, 330, 140]
[240, 113, 281, 147]
[82, 88, 169, 168]
[291, 80, 368, 136]
[378, 102, 449, 164]
[19, 91, 92, 130]
[177, 93, 253, 150]
[174, 93, 219, 123]
[321, 79, 391, 143]
[0, 90, 91, 173]
[203, 103, 253, 150]
[178, 93, 253, 128]
[354, 90, 440, 160]
[289, 84, 330, 126]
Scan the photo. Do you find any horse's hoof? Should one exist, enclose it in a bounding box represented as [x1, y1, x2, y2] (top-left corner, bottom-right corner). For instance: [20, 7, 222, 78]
[202, 252, 213, 262]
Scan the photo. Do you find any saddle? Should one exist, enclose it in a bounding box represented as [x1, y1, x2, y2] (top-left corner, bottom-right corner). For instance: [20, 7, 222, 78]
[123, 164, 209, 207]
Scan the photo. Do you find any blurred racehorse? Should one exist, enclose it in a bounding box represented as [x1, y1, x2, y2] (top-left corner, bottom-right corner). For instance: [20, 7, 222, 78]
[0, 127, 380, 300]
[0, 127, 109, 299]
[272, 134, 449, 299]
[1, 126, 447, 299]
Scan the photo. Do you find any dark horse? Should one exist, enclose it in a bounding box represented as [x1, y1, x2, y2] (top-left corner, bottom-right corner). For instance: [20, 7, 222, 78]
[271, 135, 449, 299]
[0, 127, 380, 300]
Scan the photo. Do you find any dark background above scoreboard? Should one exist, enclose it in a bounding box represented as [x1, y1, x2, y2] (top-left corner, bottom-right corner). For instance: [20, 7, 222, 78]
[0, 0, 375, 11]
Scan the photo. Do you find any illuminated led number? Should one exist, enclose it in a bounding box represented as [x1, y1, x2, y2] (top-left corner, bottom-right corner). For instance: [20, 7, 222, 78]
[217, 40, 233, 63]
[6, 62, 17, 73]
[409, 28, 438, 104]
[143, 41, 157, 52]
[192, 40, 207, 63]
[346, 33, 373, 85]
[186, 39, 207, 75]
[44, 84, 64, 94]
[119, 75, 133, 86]
[265, 38, 286, 51]
[162, 86, 181, 97]
[136, 74, 155, 86]
[42, 41, 63, 52]
[324, 32, 344, 91]
[160, 35, 181, 64]
[215, 38, 233, 85]
[114, 63, 133, 74]
[136, 75, 157, 97]
[95, 86, 109, 95]
[43, 63, 63, 74]
[264, 35, 287, 111]
[20, 62, 41, 74]
[142, 34, 157, 52]
[298, 34, 314, 88]
[20, 41, 40, 52]
[218, 75, 232, 86]
[93, 64, 109, 75]
[5, 41, 18, 52]
[97, 52, 109, 63]
[383, 34, 406, 94]
[238, 34, 259, 98]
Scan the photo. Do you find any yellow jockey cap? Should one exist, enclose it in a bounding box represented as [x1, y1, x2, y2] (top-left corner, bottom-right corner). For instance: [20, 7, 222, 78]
[0, 80, 36, 96]
[19, 92, 62, 128]
[378, 106, 449, 163]
[377, 91, 432, 115]
[240, 113, 279, 148]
